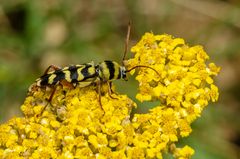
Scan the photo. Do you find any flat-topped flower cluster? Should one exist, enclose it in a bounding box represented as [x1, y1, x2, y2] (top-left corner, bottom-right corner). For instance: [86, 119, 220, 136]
[0, 33, 220, 159]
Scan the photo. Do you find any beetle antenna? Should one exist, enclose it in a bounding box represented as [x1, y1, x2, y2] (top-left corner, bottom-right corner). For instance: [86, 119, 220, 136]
[122, 21, 131, 66]
[126, 65, 161, 77]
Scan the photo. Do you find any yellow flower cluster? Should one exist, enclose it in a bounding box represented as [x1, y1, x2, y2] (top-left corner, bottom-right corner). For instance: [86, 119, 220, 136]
[128, 33, 220, 123]
[0, 33, 220, 159]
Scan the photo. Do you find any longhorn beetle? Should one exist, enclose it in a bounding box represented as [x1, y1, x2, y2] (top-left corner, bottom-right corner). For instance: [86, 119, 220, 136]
[30, 23, 159, 111]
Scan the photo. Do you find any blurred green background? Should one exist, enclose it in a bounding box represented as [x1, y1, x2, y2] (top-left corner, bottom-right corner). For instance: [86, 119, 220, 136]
[0, 0, 239, 158]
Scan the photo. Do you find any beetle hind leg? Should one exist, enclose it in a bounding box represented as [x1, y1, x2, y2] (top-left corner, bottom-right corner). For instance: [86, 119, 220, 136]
[44, 65, 61, 75]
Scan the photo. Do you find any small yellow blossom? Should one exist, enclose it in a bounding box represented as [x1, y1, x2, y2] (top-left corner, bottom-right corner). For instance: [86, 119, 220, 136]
[173, 145, 195, 159]
[0, 33, 220, 158]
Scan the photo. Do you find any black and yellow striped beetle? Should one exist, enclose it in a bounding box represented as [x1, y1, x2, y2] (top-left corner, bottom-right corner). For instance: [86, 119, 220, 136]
[30, 24, 159, 110]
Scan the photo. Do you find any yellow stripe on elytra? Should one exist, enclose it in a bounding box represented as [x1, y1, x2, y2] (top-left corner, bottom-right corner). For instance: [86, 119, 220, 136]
[48, 74, 57, 84]
[77, 67, 84, 81]
[88, 66, 95, 75]
[102, 62, 110, 80]
[63, 70, 71, 82]
[113, 61, 120, 79]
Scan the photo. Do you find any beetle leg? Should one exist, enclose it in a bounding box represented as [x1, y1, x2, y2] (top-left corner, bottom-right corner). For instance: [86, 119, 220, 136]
[96, 81, 103, 110]
[60, 79, 74, 89]
[37, 85, 56, 116]
[48, 86, 57, 102]
[107, 82, 118, 99]
[44, 65, 61, 75]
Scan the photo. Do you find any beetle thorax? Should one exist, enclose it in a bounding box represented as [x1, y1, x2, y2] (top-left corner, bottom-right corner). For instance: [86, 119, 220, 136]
[97, 61, 127, 81]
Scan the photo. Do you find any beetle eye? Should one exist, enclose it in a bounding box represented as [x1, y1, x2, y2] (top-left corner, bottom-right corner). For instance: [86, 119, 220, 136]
[122, 70, 128, 81]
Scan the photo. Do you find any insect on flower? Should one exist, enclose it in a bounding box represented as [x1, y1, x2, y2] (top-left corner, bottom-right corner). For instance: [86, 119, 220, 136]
[29, 23, 160, 111]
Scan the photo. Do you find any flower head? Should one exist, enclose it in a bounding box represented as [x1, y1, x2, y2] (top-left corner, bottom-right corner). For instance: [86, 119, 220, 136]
[0, 33, 220, 158]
